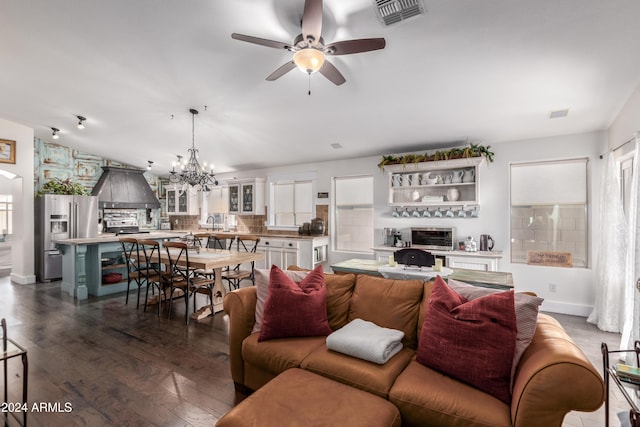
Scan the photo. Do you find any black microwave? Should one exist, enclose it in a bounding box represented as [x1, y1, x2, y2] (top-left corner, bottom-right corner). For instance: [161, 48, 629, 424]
[411, 227, 455, 251]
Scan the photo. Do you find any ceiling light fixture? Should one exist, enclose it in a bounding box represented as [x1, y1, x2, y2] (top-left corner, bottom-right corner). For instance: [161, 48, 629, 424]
[77, 115, 86, 129]
[169, 109, 218, 190]
[51, 127, 60, 140]
[147, 160, 153, 170]
[293, 48, 326, 74]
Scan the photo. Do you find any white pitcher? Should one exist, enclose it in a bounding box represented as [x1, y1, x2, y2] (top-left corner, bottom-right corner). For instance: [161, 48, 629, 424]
[462, 169, 475, 183]
[452, 170, 464, 183]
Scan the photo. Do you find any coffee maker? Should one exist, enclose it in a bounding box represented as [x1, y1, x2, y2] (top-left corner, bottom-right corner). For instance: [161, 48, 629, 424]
[383, 228, 398, 246]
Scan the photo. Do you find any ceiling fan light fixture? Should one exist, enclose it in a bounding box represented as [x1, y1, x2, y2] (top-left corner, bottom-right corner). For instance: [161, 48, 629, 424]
[293, 48, 325, 74]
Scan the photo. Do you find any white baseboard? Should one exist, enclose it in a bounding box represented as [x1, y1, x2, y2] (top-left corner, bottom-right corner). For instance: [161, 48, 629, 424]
[10, 272, 36, 285]
[541, 300, 592, 317]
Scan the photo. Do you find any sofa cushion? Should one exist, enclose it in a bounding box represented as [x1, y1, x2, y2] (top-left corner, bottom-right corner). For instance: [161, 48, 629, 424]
[253, 268, 309, 334]
[348, 275, 424, 349]
[243, 333, 326, 378]
[417, 276, 517, 405]
[447, 278, 544, 385]
[389, 360, 512, 427]
[324, 273, 357, 330]
[259, 265, 332, 341]
[301, 344, 415, 399]
[255, 268, 357, 333]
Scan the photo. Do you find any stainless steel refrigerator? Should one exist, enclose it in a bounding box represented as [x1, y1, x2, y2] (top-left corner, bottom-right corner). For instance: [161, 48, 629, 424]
[35, 194, 99, 281]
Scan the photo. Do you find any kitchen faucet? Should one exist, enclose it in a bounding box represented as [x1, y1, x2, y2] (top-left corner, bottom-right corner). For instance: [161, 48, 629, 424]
[206, 215, 217, 230]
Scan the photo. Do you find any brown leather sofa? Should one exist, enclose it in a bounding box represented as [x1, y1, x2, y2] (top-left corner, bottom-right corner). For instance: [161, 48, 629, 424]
[223, 273, 605, 427]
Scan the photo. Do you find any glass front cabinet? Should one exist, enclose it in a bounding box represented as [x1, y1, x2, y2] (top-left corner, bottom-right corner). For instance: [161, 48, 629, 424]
[166, 184, 199, 215]
[227, 178, 265, 215]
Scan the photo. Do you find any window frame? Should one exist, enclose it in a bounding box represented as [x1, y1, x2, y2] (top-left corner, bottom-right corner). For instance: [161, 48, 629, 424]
[332, 174, 374, 254]
[266, 172, 316, 231]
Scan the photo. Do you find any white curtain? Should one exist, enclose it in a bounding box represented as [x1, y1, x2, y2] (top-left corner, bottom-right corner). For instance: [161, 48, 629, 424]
[587, 152, 628, 331]
[621, 137, 640, 359]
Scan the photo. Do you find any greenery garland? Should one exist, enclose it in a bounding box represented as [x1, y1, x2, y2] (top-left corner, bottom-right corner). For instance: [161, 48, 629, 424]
[377, 143, 494, 170]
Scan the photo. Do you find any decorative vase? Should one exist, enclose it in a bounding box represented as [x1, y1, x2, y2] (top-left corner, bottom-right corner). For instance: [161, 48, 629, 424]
[446, 188, 460, 201]
[310, 218, 325, 235]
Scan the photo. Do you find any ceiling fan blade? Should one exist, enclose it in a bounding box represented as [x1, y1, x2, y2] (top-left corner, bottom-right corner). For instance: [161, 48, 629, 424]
[319, 60, 346, 86]
[302, 0, 323, 46]
[266, 61, 296, 81]
[325, 38, 386, 55]
[231, 33, 291, 50]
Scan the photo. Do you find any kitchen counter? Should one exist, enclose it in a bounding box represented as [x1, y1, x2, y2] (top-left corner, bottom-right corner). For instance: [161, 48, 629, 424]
[372, 246, 504, 271]
[372, 246, 503, 258]
[54, 232, 184, 300]
[53, 231, 183, 245]
[190, 229, 327, 240]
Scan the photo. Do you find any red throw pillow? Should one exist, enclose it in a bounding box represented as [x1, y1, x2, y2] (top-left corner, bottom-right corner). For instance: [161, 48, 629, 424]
[417, 276, 517, 404]
[258, 264, 332, 342]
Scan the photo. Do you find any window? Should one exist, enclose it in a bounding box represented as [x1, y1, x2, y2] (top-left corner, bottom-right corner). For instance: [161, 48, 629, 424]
[333, 175, 374, 252]
[267, 173, 315, 229]
[0, 194, 12, 235]
[510, 159, 588, 268]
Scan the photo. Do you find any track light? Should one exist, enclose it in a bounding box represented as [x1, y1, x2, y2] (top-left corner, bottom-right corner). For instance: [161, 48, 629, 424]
[51, 127, 60, 140]
[77, 116, 86, 129]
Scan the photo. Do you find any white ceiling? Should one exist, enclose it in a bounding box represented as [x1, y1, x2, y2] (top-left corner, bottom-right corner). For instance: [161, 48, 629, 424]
[1, 0, 639, 175]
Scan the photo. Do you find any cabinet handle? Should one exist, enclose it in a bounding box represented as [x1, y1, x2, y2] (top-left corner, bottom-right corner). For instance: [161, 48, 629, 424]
[288, 243, 293, 247]
[265, 242, 269, 245]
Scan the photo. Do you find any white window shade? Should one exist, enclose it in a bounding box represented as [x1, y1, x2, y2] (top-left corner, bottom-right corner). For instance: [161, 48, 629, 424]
[511, 159, 588, 205]
[335, 176, 374, 205]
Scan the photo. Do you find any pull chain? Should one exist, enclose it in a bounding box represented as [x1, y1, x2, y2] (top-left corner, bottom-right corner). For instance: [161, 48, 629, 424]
[308, 73, 312, 96]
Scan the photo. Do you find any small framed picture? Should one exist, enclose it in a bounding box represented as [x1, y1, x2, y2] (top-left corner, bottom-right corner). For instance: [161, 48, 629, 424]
[0, 139, 16, 164]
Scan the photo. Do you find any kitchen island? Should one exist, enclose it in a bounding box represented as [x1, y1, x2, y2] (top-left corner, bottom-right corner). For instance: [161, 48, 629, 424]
[54, 231, 182, 300]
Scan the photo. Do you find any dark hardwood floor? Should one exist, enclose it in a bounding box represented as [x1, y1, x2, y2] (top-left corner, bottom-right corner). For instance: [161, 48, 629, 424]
[0, 274, 628, 426]
[1, 274, 234, 426]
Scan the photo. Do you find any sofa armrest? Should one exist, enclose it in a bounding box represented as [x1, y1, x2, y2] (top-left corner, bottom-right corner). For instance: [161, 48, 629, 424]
[511, 314, 605, 427]
[223, 287, 257, 387]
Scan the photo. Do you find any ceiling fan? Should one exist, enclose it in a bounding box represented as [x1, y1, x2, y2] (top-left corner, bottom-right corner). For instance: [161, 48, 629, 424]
[231, 0, 386, 86]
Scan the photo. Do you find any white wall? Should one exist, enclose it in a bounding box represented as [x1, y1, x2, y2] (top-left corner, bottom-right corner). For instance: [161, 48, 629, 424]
[486, 131, 605, 315]
[0, 117, 35, 284]
[216, 130, 606, 316]
[608, 80, 640, 150]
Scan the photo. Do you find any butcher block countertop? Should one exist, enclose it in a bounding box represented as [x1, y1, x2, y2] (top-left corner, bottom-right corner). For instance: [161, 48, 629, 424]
[53, 231, 184, 245]
[54, 231, 328, 246]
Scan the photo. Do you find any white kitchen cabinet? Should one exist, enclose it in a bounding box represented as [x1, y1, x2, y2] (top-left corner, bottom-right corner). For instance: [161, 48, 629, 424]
[207, 185, 229, 214]
[228, 178, 265, 215]
[373, 246, 502, 271]
[385, 157, 483, 210]
[445, 254, 499, 271]
[256, 236, 328, 271]
[166, 184, 199, 215]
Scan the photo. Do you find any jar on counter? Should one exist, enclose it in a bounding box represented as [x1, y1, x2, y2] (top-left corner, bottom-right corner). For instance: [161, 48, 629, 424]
[464, 236, 477, 252]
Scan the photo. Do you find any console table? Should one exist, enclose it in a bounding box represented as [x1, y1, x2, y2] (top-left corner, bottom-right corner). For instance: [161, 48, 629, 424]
[2, 318, 28, 427]
[330, 258, 513, 290]
[602, 341, 640, 427]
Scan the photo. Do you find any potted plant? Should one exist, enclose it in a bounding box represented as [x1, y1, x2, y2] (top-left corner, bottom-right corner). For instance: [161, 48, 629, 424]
[36, 178, 89, 196]
[377, 144, 494, 170]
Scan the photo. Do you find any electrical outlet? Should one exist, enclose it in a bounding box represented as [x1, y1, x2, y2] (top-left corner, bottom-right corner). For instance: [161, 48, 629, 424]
[549, 283, 557, 293]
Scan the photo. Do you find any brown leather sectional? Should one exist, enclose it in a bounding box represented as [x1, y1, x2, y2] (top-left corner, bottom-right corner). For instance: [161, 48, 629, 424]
[223, 273, 605, 427]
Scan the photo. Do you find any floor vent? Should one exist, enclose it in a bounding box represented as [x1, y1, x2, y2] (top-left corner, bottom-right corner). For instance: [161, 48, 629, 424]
[374, 0, 425, 26]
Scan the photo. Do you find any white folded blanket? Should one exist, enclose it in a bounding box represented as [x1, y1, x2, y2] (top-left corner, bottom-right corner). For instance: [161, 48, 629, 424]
[326, 319, 404, 364]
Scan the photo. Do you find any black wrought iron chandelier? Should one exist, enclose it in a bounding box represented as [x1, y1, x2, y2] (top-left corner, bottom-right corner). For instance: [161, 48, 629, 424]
[169, 108, 218, 190]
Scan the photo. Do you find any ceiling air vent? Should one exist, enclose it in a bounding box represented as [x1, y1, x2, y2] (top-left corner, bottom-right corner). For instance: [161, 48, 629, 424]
[375, 0, 425, 26]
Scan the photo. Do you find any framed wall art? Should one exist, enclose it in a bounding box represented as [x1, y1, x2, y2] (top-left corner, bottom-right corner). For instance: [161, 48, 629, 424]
[0, 139, 16, 164]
